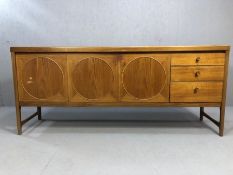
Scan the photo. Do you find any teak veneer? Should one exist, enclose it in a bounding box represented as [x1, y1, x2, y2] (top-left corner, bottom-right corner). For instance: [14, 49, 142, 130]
[10, 46, 230, 136]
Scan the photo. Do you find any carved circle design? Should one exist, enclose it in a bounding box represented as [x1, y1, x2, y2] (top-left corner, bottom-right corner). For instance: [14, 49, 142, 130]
[22, 57, 64, 99]
[123, 57, 166, 99]
[72, 58, 114, 99]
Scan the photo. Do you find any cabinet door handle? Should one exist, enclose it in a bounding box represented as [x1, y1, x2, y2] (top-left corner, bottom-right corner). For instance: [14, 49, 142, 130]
[27, 80, 33, 84]
[193, 87, 199, 94]
[194, 71, 200, 77]
[195, 57, 200, 63]
[27, 77, 33, 84]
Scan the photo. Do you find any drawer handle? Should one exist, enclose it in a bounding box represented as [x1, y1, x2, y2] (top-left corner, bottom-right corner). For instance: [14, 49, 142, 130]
[194, 71, 200, 77]
[193, 87, 199, 94]
[195, 57, 200, 63]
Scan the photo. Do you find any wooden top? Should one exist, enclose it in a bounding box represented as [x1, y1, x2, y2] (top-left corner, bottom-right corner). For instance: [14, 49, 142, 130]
[10, 45, 230, 53]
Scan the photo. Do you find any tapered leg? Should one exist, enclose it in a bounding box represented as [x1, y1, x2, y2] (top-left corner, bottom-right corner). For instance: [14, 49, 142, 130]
[37, 107, 42, 120]
[200, 107, 204, 121]
[16, 105, 22, 135]
[219, 106, 225, 137]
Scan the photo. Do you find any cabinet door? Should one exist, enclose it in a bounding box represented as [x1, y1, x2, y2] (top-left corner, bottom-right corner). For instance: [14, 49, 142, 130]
[120, 54, 170, 102]
[68, 54, 119, 102]
[16, 54, 68, 102]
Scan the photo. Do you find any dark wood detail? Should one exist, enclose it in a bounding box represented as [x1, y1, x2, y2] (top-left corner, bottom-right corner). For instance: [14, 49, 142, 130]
[37, 106, 41, 120]
[200, 107, 204, 121]
[201, 108, 220, 127]
[21, 111, 39, 125]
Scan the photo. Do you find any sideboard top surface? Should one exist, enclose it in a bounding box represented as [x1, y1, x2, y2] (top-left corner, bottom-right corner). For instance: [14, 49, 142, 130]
[10, 45, 230, 53]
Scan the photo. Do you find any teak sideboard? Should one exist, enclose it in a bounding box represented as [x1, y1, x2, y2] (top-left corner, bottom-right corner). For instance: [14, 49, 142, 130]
[10, 46, 230, 136]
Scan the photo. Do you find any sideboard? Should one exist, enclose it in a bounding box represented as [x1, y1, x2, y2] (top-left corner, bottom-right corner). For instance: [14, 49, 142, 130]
[10, 46, 230, 136]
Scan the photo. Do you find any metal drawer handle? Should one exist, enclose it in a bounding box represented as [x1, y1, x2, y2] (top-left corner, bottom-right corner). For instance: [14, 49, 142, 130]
[194, 71, 200, 77]
[193, 87, 199, 94]
[195, 57, 200, 63]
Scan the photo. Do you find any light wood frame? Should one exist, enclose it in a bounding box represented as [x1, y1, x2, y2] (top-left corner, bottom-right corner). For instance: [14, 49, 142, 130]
[10, 46, 230, 136]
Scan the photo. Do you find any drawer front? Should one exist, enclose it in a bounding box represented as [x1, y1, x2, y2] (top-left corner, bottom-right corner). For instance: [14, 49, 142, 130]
[171, 53, 225, 66]
[170, 82, 223, 102]
[171, 66, 224, 81]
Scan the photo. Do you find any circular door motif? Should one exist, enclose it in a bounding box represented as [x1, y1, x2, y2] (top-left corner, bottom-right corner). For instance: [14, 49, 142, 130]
[123, 57, 166, 99]
[72, 58, 114, 99]
[22, 57, 63, 99]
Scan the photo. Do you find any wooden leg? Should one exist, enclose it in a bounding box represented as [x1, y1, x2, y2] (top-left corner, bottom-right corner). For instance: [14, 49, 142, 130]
[16, 105, 22, 135]
[37, 107, 42, 120]
[200, 107, 224, 136]
[219, 106, 225, 137]
[200, 107, 204, 121]
[15, 106, 42, 135]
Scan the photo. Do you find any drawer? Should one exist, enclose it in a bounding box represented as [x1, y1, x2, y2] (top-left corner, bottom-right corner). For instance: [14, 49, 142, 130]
[170, 82, 223, 102]
[171, 66, 224, 81]
[171, 53, 225, 66]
